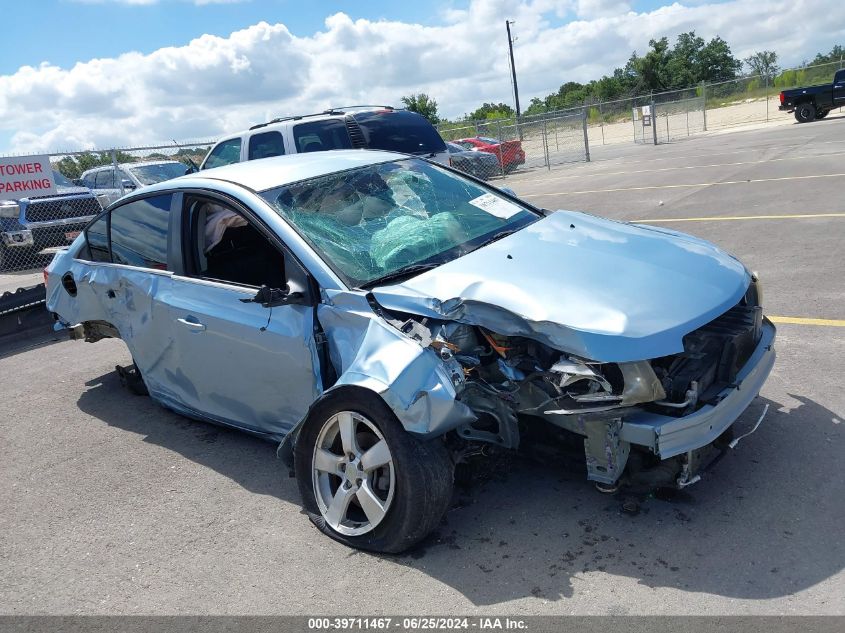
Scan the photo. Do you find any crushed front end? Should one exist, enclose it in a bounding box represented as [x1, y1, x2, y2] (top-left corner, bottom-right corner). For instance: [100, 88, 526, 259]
[380, 280, 776, 490]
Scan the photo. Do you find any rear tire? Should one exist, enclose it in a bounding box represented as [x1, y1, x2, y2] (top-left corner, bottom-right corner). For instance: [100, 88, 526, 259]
[295, 390, 454, 553]
[794, 103, 816, 123]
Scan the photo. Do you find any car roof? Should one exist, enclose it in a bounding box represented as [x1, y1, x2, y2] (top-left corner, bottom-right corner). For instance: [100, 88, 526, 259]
[246, 105, 397, 131]
[169, 149, 408, 193]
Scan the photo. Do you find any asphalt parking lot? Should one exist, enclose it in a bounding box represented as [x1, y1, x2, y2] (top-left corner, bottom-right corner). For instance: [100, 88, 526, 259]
[1, 117, 844, 615]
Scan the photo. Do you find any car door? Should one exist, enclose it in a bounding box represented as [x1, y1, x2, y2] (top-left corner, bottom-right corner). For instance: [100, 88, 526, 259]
[162, 192, 320, 437]
[834, 70, 845, 107]
[76, 193, 181, 398]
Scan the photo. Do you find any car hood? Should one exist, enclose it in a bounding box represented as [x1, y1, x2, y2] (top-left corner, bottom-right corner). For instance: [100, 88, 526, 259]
[370, 210, 750, 362]
[55, 185, 93, 197]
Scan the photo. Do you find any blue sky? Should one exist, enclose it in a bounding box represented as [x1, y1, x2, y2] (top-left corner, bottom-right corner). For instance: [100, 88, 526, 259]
[5, 0, 711, 75]
[1, 0, 841, 153]
[7, 1, 441, 73]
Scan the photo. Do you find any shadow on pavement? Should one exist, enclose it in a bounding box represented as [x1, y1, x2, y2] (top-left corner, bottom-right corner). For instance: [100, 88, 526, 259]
[76, 370, 843, 607]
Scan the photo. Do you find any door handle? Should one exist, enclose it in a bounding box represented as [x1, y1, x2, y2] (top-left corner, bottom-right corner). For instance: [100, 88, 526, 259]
[176, 317, 206, 332]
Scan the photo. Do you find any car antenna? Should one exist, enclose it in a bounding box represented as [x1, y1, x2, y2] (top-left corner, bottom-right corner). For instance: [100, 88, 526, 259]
[173, 140, 199, 173]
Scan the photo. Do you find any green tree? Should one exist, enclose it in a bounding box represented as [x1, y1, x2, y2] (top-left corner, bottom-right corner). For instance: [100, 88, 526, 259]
[811, 45, 844, 65]
[698, 36, 742, 83]
[467, 102, 515, 120]
[400, 93, 440, 123]
[51, 150, 138, 180]
[744, 51, 780, 79]
[625, 37, 674, 92]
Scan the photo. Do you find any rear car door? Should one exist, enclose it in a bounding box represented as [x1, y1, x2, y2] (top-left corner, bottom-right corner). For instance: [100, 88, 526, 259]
[834, 70, 845, 108]
[76, 194, 180, 397]
[162, 193, 319, 437]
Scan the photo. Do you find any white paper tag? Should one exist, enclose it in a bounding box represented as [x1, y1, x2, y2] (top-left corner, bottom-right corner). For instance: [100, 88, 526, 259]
[468, 193, 522, 219]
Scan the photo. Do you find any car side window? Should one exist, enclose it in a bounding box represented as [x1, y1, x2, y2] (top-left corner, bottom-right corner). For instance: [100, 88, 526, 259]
[84, 214, 110, 262]
[203, 138, 242, 169]
[117, 169, 133, 186]
[109, 195, 172, 269]
[82, 174, 97, 189]
[292, 120, 352, 153]
[186, 196, 286, 289]
[95, 169, 114, 189]
[248, 131, 285, 160]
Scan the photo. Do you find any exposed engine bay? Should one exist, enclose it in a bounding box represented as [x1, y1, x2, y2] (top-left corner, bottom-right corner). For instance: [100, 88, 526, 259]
[375, 282, 765, 489]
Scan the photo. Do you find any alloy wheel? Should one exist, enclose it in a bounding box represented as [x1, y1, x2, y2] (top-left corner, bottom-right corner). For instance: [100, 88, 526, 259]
[311, 411, 395, 536]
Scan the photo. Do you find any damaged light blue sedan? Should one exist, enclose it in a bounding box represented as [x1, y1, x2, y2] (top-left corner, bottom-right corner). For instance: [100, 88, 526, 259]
[46, 150, 776, 553]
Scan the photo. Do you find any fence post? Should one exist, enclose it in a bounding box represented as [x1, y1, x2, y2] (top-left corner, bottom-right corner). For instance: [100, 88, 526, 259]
[543, 118, 550, 170]
[111, 149, 124, 196]
[765, 74, 769, 123]
[651, 100, 658, 145]
[599, 100, 605, 145]
[496, 119, 505, 178]
[554, 117, 559, 153]
[632, 102, 637, 143]
[701, 82, 708, 131]
[581, 108, 591, 162]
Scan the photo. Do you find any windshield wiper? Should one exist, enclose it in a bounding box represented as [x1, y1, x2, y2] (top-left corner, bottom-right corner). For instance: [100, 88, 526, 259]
[481, 227, 522, 247]
[361, 262, 440, 289]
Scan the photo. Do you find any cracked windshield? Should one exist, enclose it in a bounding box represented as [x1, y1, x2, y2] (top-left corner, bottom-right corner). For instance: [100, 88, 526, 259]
[261, 159, 538, 287]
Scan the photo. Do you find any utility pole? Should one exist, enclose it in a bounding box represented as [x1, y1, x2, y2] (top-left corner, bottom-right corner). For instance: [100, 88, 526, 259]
[506, 20, 521, 117]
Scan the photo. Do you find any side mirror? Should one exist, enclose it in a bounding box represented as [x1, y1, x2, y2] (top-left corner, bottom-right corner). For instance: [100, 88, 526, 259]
[240, 285, 306, 308]
[121, 180, 136, 191]
[500, 187, 517, 198]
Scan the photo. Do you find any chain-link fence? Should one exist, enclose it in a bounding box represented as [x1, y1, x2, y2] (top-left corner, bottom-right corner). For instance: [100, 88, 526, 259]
[1, 140, 214, 273]
[437, 110, 589, 180]
[556, 59, 845, 148]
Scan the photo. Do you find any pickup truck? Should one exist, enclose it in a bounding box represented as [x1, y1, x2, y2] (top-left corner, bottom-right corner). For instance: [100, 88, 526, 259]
[779, 69, 845, 122]
[0, 171, 104, 271]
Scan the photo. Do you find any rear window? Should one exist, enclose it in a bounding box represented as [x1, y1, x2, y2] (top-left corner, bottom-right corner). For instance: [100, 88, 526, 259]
[352, 111, 447, 155]
[292, 120, 353, 153]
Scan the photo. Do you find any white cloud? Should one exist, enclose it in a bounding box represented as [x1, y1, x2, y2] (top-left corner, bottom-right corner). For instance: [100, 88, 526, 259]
[2, 0, 844, 153]
[575, 0, 633, 19]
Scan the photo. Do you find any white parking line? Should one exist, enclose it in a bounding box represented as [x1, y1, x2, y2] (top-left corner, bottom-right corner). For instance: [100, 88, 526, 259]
[521, 172, 845, 196]
[513, 151, 845, 185]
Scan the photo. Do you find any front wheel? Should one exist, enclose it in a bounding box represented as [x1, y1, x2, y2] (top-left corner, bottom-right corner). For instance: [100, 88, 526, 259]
[794, 103, 816, 123]
[295, 391, 454, 553]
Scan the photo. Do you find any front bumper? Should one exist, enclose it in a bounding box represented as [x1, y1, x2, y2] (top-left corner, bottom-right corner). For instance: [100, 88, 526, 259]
[2, 218, 93, 251]
[621, 318, 776, 459]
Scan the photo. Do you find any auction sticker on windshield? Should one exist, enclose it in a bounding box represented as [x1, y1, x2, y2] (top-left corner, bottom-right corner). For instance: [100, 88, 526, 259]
[0, 155, 56, 200]
[468, 192, 521, 219]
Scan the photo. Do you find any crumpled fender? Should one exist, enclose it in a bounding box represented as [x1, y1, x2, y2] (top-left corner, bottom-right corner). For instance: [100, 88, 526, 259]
[276, 289, 475, 464]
